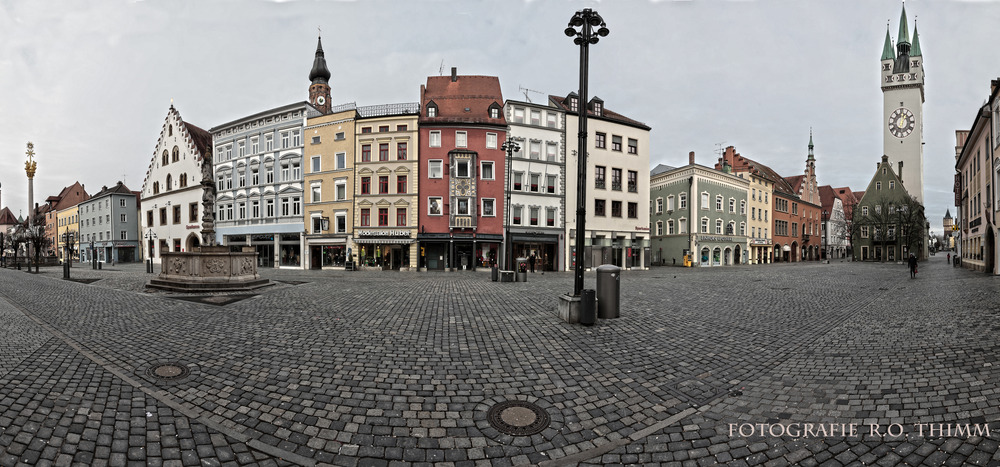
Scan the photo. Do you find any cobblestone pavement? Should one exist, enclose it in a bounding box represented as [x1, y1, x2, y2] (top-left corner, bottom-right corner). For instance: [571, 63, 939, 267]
[0, 255, 997, 466]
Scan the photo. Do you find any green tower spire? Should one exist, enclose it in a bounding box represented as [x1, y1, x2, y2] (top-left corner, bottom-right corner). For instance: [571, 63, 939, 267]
[882, 28, 894, 60]
[808, 129, 815, 161]
[897, 4, 910, 45]
[910, 24, 922, 56]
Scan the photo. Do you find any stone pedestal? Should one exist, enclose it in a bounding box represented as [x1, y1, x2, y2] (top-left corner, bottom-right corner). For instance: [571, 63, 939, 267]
[147, 246, 271, 292]
[558, 294, 581, 324]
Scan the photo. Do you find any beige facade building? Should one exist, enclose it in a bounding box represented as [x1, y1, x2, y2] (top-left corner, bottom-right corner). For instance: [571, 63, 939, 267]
[304, 106, 358, 269]
[351, 104, 421, 270]
[56, 205, 80, 262]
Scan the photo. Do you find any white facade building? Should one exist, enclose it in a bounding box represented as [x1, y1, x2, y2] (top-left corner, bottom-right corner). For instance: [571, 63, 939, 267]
[140, 105, 213, 263]
[503, 99, 566, 271]
[210, 102, 318, 269]
[554, 93, 651, 270]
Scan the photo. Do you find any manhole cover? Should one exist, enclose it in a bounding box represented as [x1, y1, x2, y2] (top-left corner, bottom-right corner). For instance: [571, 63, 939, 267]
[486, 401, 550, 436]
[147, 363, 190, 381]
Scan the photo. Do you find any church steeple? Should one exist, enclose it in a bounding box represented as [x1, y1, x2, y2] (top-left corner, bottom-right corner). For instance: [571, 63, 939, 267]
[807, 129, 815, 163]
[910, 23, 922, 57]
[308, 34, 332, 115]
[881, 28, 895, 61]
[897, 4, 910, 46]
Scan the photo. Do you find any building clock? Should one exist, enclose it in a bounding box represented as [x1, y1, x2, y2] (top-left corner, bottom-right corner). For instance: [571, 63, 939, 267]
[888, 107, 915, 138]
[316, 95, 326, 106]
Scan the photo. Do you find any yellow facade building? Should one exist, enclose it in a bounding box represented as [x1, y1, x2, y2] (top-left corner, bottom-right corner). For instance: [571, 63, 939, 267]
[56, 205, 80, 262]
[303, 106, 357, 269]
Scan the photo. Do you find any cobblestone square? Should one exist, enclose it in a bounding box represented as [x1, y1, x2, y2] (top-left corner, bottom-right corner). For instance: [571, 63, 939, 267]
[0, 255, 998, 466]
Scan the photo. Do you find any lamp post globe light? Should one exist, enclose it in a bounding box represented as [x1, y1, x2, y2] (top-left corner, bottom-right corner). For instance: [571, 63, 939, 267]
[500, 138, 520, 272]
[565, 8, 608, 297]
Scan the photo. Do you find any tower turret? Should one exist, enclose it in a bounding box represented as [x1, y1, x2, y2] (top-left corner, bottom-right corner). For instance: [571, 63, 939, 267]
[308, 35, 332, 115]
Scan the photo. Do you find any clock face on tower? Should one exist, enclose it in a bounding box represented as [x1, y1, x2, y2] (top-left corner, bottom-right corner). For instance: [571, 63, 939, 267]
[316, 95, 326, 106]
[888, 107, 915, 138]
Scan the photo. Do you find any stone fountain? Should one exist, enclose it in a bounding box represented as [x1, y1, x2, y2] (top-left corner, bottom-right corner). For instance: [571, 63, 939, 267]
[147, 153, 271, 292]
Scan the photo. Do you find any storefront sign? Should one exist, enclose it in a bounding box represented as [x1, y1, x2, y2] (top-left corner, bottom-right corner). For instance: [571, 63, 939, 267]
[635, 226, 650, 231]
[186, 224, 199, 230]
[751, 239, 771, 245]
[357, 230, 410, 237]
[700, 236, 736, 242]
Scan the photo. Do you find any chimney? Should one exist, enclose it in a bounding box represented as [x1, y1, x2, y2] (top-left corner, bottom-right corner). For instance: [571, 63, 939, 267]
[451, 67, 457, 82]
[898, 161, 903, 181]
[689, 151, 695, 165]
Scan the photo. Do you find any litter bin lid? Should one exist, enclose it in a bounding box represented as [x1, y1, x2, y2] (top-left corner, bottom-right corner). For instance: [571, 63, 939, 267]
[596, 264, 621, 272]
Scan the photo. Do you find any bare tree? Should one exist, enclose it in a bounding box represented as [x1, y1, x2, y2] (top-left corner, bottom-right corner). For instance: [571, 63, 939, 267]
[895, 196, 926, 259]
[26, 225, 50, 273]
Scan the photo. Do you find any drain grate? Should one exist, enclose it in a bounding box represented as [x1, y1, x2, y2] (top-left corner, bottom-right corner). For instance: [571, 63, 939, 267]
[486, 400, 551, 436]
[146, 362, 191, 381]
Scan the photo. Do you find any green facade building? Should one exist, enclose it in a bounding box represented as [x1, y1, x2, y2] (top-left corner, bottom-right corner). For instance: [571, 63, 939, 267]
[852, 155, 926, 262]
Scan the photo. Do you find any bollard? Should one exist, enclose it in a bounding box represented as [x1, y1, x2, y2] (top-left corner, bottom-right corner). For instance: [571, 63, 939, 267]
[580, 289, 596, 326]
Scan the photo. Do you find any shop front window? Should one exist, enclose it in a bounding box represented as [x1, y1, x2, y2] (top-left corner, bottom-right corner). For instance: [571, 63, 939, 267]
[280, 243, 301, 267]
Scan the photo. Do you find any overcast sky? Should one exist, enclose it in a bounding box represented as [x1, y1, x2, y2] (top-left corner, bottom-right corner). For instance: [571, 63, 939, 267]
[3, 0, 999, 236]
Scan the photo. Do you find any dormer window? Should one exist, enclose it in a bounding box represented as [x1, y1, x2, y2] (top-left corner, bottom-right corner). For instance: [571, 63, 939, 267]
[488, 102, 501, 119]
[426, 102, 438, 118]
[570, 98, 578, 112]
[589, 97, 604, 116]
[593, 102, 602, 115]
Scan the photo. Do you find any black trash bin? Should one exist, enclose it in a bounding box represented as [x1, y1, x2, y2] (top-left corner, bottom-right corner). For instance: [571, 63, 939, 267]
[596, 264, 621, 319]
[491, 266, 499, 282]
[580, 289, 596, 326]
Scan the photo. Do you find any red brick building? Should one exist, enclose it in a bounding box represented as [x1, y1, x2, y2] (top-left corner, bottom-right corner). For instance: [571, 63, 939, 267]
[417, 68, 507, 271]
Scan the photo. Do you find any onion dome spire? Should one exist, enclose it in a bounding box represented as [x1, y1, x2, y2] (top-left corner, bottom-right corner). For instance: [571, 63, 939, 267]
[309, 36, 331, 84]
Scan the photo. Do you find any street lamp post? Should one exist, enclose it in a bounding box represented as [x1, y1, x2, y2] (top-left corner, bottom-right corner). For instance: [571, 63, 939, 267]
[565, 8, 609, 297]
[144, 228, 157, 273]
[500, 138, 520, 272]
[822, 210, 828, 260]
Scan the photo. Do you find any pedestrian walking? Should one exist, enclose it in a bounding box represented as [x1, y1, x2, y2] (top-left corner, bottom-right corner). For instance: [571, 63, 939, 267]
[528, 253, 536, 273]
[907, 253, 918, 279]
[947, 253, 951, 264]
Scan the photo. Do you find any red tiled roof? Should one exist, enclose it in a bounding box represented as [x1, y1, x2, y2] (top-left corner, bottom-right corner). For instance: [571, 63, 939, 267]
[818, 185, 839, 212]
[785, 175, 805, 194]
[184, 122, 213, 159]
[0, 207, 17, 225]
[420, 75, 505, 126]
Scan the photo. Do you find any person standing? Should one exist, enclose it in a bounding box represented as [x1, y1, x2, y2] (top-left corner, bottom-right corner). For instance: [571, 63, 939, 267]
[528, 252, 536, 273]
[908, 253, 918, 279]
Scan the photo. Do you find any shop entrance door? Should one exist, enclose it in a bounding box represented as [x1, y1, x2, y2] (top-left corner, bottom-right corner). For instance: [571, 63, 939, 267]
[310, 246, 322, 269]
[256, 244, 274, 268]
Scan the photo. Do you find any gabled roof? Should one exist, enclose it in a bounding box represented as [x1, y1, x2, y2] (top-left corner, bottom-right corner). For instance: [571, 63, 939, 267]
[785, 175, 805, 195]
[944, 209, 952, 219]
[0, 207, 18, 225]
[89, 181, 134, 200]
[184, 122, 212, 157]
[44, 181, 89, 211]
[723, 153, 796, 195]
[818, 185, 839, 212]
[650, 164, 676, 177]
[420, 73, 506, 126]
[548, 94, 651, 131]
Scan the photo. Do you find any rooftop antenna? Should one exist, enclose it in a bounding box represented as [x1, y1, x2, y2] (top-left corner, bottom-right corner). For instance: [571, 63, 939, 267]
[439, 60, 444, 76]
[714, 142, 726, 157]
[519, 85, 545, 103]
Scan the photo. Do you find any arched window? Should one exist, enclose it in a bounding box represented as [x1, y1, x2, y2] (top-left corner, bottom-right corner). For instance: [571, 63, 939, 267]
[153, 181, 159, 194]
[172, 146, 180, 163]
[166, 174, 172, 191]
[168, 125, 173, 136]
[162, 150, 169, 166]
[180, 173, 187, 188]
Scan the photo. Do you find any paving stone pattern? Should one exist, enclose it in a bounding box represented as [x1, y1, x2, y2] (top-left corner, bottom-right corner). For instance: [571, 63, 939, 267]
[0, 256, 997, 466]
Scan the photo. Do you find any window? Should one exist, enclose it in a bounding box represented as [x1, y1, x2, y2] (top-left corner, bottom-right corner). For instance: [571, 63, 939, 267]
[250, 167, 259, 185]
[595, 132, 606, 149]
[791, 203, 798, 215]
[530, 110, 541, 125]
[173, 205, 181, 224]
[595, 199, 606, 216]
[513, 205, 522, 224]
[397, 175, 407, 194]
[378, 208, 388, 226]
[397, 125, 407, 132]
[546, 143, 557, 162]
[427, 104, 437, 118]
[281, 198, 290, 216]
[612, 168, 622, 191]
[679, 218, 688, 234]
[668, 220, 675, 235]
[281, 131, 290, 148]
[481, 162, 494, 180]
[611, 201, 622, 218]
[729, 198, 736, 213]
[513, 173, 523, 191]
[530, 174, 540, 192]
[265, 165, 274, 184]
[546, 113, 557, 128]
[361, 144, 371, 162]
[311, 184, 321, 203]
[876, 181, 882, 190]
[360, 208, 370, 226]
[264, 134, 273, 151]
[546, 175, 556, 194]
[311, 156, 321, 173]
[628, 138, 638, 154]
[336, 152, 346, 169]
[862, 225, 869, 238]
[429, 160, 443, 178]
[627, 202, 637, 219]
[397, 143, 407, 160]
[456, 198, 471, 216]
[595, 166, 606, 189]
[335, 212, 346, 233]
[379, 143, 389, 161]
[429, 131, 441, 148]
[656, 198, 663, 213]
[336, 180, 346, 200]
[281, 163, 290, 181]
[361, 177, 371, 195]
[889, 180, 895, 190]
[361, 127, 372, 134]
[530, 141, 541, 160]
[656, 221, 663, 236]
[292, 131, 301, 147]
[627, 171, 637, 193]
[490, 107, 500, 119]
[456, 131, 467, 148]
[396, 208, 407, 226]
[740, 200, 746, 215]
[335, 132, 345, 141]
[266, 199, 274, 217]
[701, 193, 709, 209]
[312, 216, 323, 233]
[486, 133, 497, 149]
[456, 160, 470, 178]
[188, 203, 197, 222]
[120, 213, 127, 223]
[612, 135, 622, 152]
[428, 197, 442, 215]
[378, 125, 389, 133]
[546, 207, 555, 226]
[172, 146, 180, 163]
[251, 137, 259, 154]
[379, 176, 389, 194]
[482, 199, 495, 217]
[147, 210, 153, 227]
[679, 193, 687, 209]
[752, 207, 756, 220]
[238, 141, 246, 157]
[701, 218, 709, 233]
[252, 200, 259, 218]
[513, 108, 524, 123]
[238, 202, 246, 219]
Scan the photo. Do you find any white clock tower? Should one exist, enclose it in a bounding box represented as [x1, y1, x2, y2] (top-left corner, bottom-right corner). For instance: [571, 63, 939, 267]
[881, 4, 925, 204]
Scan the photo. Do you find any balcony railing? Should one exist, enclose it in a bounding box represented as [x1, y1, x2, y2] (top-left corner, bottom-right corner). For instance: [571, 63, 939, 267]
[628, 183, 637, 193]
[595, 179, 605, 189]
[611, 181, 622, 191]
[450, 215, 476, 229]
